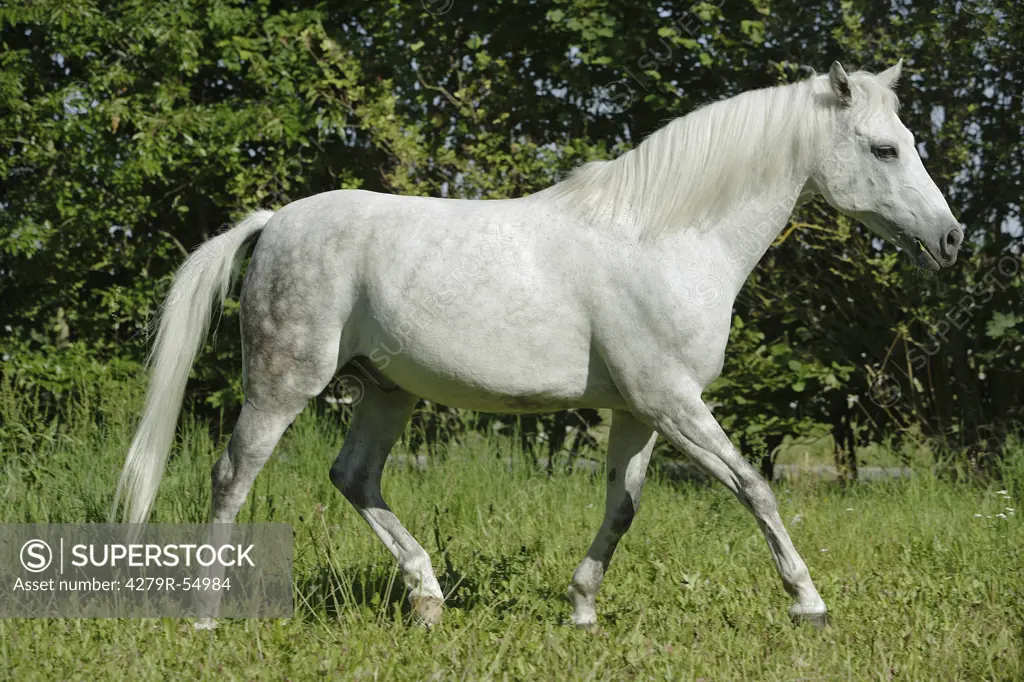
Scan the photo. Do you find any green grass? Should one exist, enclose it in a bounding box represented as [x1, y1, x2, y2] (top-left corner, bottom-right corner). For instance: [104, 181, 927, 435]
[1, 383, 1022, 680]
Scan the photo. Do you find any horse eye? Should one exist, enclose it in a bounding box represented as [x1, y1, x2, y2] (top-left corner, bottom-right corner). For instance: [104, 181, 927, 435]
[871, 145, 898, 160]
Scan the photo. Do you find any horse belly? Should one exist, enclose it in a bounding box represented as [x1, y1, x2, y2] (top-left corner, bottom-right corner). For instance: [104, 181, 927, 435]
[371, 336, 624, 413]
[354, 273, 622, 410]
[351, 298, 622, 412]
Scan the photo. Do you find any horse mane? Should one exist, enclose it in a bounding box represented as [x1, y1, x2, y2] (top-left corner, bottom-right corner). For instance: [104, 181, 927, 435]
[545, 69, 901, 236]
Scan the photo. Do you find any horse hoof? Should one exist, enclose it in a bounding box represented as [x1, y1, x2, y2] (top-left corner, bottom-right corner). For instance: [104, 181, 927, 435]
[789, 606, 829, 629]
[567, 611, 599, 632]
[193, 618, 218, 631]
[411, 596, 443, 627]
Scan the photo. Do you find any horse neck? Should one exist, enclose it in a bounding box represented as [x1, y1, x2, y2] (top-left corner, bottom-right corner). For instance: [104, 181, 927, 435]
[648, 168, 812, 296]
[637, 82, 821, 274]
[712, 173, 810, 282]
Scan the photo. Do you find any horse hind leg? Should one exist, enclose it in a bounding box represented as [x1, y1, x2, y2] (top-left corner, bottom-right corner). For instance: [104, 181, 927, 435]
[208, 394, 310, 524]
[208, 256, 351, 524]
[329, 384, 445, 626]
[208, 342, 339, 525]
[194, 355, 334, 629]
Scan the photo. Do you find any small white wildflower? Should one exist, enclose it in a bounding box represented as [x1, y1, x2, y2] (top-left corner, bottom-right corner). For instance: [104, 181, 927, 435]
[974, 514, 983, 518]
[996, 513, 1007, 519]
[791, 514, 803, 524]
[1007, 508, 1015, 512]
[585, 503, 594, 509]
[996, 490, 1008, 495]
[820, 548, 829, 553]
[846, 507, 854, 512]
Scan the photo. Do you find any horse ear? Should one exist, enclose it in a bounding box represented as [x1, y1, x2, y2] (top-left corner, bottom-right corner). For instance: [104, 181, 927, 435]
[829, 61, 852, 107]
[877, 58, 904, 89]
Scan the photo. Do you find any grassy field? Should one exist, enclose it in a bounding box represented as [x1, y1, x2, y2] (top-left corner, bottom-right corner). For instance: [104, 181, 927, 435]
[1, 385, 1022, 680]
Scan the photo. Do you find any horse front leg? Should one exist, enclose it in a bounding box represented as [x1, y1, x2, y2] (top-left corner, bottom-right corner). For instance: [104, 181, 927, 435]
[330, 386, 445, 626]
[640, 379, 829, 627]
[568, 410, 657, 628]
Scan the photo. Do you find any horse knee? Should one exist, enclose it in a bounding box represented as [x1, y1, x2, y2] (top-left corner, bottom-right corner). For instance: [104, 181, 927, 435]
[212, 452, 233, 489]
[744, 477, 778, 518]
[330, 460, 371, 507]
[328, 460, 353, 496]
[608, 496, 637, 536]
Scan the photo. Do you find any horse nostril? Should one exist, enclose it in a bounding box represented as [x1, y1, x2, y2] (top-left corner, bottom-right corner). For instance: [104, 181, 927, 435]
[943, 227, 963, 257]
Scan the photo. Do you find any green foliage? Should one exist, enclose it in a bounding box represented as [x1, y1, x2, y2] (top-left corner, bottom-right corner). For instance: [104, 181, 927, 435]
[1, 0, 1023, 467]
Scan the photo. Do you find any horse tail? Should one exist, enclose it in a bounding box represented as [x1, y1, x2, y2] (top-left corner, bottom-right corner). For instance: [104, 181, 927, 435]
[111, 210, 275, 524]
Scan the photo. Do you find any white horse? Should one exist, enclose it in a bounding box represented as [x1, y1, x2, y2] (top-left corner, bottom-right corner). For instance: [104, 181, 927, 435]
[114, 61, 962, 628]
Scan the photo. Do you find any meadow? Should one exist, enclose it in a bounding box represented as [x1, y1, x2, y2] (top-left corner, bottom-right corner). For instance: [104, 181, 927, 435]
[0, 383, 1022, 681]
